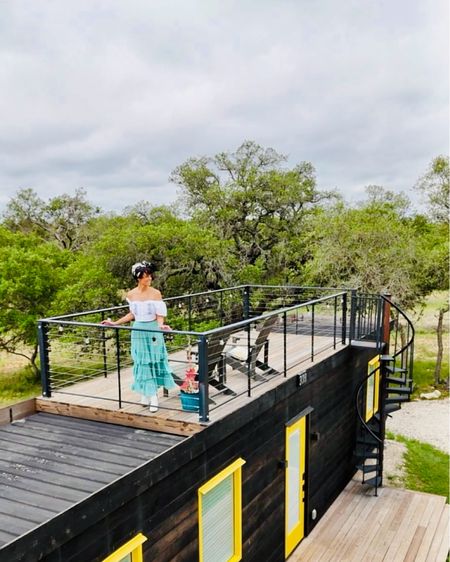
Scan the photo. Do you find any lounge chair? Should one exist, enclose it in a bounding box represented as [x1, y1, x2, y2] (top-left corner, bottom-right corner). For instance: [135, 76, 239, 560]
[223, 315, 278, 380]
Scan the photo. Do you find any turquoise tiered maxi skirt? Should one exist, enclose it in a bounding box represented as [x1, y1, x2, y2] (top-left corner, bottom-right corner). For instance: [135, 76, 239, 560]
[130, 321, 177, 397]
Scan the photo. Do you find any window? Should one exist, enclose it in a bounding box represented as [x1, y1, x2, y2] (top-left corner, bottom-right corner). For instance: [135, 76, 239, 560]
[365, 355, 381, 421]
[102, 533, 147, 562]
[198, 458, 245, 562]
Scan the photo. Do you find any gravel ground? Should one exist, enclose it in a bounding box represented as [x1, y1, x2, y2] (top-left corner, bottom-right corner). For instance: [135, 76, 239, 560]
[386, 398, 450, 454]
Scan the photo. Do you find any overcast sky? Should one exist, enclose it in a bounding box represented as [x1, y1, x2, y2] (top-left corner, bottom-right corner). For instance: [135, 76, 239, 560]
[0, 0, 448, 214]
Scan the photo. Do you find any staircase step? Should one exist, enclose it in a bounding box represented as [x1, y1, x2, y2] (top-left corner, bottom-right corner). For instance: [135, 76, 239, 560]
[357, 436, 380, 446]
[355, 447, 379, 459]
[386, 376, 412, 385]
[386, 365, 407, 374]
[357, 463, 379, 474]
[351, 340, 380, 348]
[365, 476, 382, 488]
[385, 396, 409, 404]
[387, 386, 411, 395]
[366, 418, 380, 429]
[385, 404, 401, 414]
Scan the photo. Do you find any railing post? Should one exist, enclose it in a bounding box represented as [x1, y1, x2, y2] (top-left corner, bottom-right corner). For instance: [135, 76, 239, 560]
[197, 335, 209, 422]
[374, 296, 382, 351]
[378, 356, 391, 489]
[382, 293, 391, 354]
[115, 328, 122, 409]
[101, 311, 108, 378]
[333, 296, 337, 349]
[342, 292, 347, 344]
[243, 286, 250, 320]
[349, 289, 357, 343]
[283, 312, 287, 377]
[37, 321, 51, 398]
[246, 322, 252, 396]
[188, 296, 192, 331]
[311, 303, 315, 362]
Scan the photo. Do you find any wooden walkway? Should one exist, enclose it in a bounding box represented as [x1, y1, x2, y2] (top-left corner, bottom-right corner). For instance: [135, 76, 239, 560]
[289, 478, 449, 562]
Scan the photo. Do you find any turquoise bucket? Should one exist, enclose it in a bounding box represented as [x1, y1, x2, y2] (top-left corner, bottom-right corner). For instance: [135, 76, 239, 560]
[180, 392, 200, 412]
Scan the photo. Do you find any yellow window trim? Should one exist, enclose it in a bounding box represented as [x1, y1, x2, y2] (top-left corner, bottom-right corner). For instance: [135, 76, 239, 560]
[102, 533, 147, 562]
[198, 458, 245, 562]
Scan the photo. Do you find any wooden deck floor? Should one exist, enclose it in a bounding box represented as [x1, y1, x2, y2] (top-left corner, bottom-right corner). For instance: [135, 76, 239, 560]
[36, 331, 345, 435]
[289, 477, 449, 562]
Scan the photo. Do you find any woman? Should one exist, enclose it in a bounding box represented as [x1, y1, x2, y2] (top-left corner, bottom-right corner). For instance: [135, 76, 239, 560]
[102, 261, 177, 412]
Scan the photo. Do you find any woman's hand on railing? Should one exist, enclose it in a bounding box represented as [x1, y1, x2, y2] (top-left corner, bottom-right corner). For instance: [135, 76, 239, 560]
[101, 318, 116, 326]
[161, 324, 172, 331]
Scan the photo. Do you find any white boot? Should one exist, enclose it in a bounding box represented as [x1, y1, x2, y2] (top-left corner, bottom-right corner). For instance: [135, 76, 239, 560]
[140, 395, 150, 406]
[149, 395, 159, 413]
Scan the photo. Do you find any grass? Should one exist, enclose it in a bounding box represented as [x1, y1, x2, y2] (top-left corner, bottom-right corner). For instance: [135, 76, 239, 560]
[387, 431, 449, 502]
[0, 366, 41, 407]
[409, 290, 449, 397]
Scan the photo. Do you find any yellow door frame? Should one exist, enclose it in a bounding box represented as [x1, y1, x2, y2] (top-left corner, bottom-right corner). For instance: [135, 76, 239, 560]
[285, 411, 309, 558]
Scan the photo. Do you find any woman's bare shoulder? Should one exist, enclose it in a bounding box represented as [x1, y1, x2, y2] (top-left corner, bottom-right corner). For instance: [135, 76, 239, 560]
[150, 288, 162, 300]
[126, 288, 138, 299]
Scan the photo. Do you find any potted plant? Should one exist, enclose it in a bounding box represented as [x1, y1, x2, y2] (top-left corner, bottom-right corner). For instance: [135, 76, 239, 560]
[179, 375, 200, 412]
[179, 363, 200, 411]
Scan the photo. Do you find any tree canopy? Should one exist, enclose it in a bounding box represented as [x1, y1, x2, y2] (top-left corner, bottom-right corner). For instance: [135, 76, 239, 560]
[303, 187, 425, 309]
[0, 227, 71, 372]
[170, 140, 335, 278]
[415, 155, 449, 223]
[3, 187, 101, 250]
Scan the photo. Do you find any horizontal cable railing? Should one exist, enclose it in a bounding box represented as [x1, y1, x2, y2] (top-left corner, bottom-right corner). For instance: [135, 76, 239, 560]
[38, 286, 388, 422]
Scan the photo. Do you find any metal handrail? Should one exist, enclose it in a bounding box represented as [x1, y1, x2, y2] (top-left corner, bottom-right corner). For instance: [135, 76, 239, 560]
[37, 286, 360, 422]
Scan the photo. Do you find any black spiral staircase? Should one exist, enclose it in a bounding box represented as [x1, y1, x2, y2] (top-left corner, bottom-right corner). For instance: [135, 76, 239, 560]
[354, 296, 415, 496]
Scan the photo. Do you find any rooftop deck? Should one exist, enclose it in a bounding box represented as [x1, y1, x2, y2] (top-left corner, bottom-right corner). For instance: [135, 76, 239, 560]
[289, 476, 449, 562]
[36, 328, 346, 435]
[37, 285, 370, 432]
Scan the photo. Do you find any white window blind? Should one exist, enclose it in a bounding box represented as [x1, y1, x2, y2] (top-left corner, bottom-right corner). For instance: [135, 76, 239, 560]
[201, 473, 234, 562]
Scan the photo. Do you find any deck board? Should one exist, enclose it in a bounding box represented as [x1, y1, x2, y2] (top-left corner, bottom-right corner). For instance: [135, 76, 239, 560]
[0, 412, 186, 548]
[289, 477, 449, 562]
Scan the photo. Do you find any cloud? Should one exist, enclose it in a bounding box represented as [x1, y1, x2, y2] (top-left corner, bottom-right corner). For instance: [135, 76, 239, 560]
[0, 0, 448, 213]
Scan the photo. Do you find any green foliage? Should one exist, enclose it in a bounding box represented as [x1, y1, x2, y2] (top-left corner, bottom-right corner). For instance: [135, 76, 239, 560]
[304, 188, 425, 308]
[170, 140, 335, 279]
[52, 210, 235, 314]
[414, 221, 449, 293]
[2, 187, 101, 250]
[391, 434, 449, 502]
[415, 155, 449, 223]
[0, 227, 71, 371]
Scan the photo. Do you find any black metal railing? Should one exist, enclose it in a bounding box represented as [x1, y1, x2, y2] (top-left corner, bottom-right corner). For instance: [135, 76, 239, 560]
[349, 289, 384, 346]
[37, 286, 386, 422]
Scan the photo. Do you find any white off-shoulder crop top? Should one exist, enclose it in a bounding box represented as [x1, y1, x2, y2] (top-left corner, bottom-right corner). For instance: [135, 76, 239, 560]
[126, 299, 167, 322]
